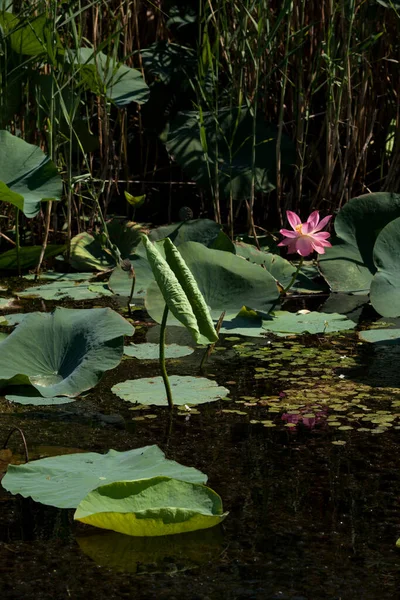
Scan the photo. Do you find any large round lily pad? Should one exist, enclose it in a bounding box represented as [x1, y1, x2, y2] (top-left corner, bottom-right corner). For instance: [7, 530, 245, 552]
[319, 192, 400, 292]
[74, 476, 227, 537]
[359, 328, 400, 345]
[2, 445, 206, 509]
[0, 307, 134, 397]
[370, 216, 400, 317]
[262, 311, 356, 336]
[112, 376, 230, 406]
[124, 343, 194, 360]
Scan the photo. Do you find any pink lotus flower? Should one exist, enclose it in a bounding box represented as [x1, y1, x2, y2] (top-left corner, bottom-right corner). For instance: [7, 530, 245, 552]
[278, 210, 332, 256]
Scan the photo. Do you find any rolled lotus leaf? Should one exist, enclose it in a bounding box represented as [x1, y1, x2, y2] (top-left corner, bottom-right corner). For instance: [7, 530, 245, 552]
[142, 235, 217, 344]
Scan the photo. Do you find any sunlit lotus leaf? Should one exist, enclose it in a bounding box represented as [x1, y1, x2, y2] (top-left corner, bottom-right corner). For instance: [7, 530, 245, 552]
[235, 242, 325, 293]
[0, 12, 57, 56]
[262, 311, 356, 336]
[77, 527, 223, 574]
[143, 236, 218, 345]
[319, 192, 400, 292]
[69, 219, 143, 271]
[112, 375, 229, 406]
[146, 241, 280, 324]
[370, 216, 400, 317]
[73, 48, 149, 107]
[124, 343, 194, 360]
[74, 476, 227, 537]
[0, 307, 134, 397]
[2, 445, 206, 508]
[0, 130, 62, 217]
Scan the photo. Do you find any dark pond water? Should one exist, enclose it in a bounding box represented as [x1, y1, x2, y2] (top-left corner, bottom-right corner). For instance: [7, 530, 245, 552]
[1, 296, 400, 600]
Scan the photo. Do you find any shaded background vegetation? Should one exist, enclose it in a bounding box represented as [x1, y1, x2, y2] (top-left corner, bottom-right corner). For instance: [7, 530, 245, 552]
[0, 0, 399, 251]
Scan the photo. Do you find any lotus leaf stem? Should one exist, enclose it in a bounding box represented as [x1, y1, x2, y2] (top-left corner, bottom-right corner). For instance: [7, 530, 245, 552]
[15, 208, 21, 277]
[2, 427, 29, 463]
[160, 304, 174, 409]
[282, 256, 304, 294]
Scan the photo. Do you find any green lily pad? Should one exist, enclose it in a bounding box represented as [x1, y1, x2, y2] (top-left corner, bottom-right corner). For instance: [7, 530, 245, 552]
[2, 445, 206, 508]
[112, 376, 229, 406]
[319, 192, 400, 292]
[124, 343, 194, 360]
[235, 242, 324, 292]
[370, 216, 400, 317]
[17, 278, 112, 301]
[0, 298, 14, 308]
[1, 312, 42, 326]
[262, 311, 356, 336]
[74, 476, 227, 537]
[0, 130, 62, 218]
[146, 241, 280, 324]
[219, 314, 266, 338]
[5, 386, 77, 405]
[70, 219, 143, 272]
[0, 307, 134, 397]
[359, 329, 400, 345]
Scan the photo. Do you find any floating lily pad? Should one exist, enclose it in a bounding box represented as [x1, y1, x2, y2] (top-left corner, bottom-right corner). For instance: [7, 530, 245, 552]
[1, 312, 42, 326]
[262, 311, 356, 336]
[359, 329, 400, 345]
[17, 277, 112, 301]
[0, 307, 134, 397]
[112, 376, 229, 406]
[74, 476, 227, 537]
[0, 297, 14, 309]
[5, 386, 77, 405]
[124, 343, 194, 360]
[219, 314, 266, 338]
[2, 445, 206, 508]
